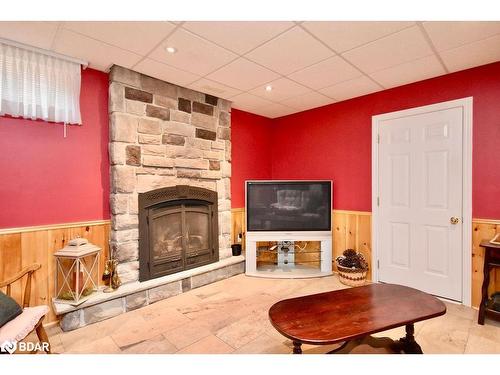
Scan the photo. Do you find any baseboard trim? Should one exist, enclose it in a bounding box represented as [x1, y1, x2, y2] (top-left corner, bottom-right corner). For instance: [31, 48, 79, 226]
[0, 219, 111, 235]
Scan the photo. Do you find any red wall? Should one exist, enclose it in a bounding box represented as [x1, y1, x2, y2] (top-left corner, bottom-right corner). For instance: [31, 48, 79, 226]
[271, 62, 500, 219]
[231, 109, 273, 208]
[2, 62, 499, 228]
[0, 68, 110, 228]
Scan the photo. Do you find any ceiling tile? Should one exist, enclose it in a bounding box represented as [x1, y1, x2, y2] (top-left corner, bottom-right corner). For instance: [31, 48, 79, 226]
[303, 21, 415, 52]
[133, 58, 200, 87]
[255, 103, 298, 119]
[0, 21, 59, 50]
[182, 21, 294, 54]
[148, 28, 237, 76]
[245, 26, 333, 75]
[188, 78, 242, 99]
[62, 21, 175, 56]
[280, 91, 334, 111]
[230, 92, 274, 112]
[342, 26, 434, 73]
[319, 76, 382, 101]
[288, 56, 362, 90]
[423, 21, 500, 51]
[248, 77, 311, 102]
[440, 34, 500, 73]
[52, 29, 141, 71]
[206, 58, 280, 91]
[370, 55, 446, 89]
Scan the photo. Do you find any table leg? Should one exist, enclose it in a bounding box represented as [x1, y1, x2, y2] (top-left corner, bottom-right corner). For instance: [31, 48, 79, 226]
[292, 341, 302, 354]
[395, 324, 423, 354]
[478, 249, 490, 325]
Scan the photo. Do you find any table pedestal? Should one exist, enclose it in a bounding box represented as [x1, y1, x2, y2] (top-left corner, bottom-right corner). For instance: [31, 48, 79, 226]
[292, 324, 423, 354]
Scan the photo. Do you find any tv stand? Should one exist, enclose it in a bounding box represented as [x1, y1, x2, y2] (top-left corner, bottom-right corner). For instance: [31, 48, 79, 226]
[245, 231, 332, 278]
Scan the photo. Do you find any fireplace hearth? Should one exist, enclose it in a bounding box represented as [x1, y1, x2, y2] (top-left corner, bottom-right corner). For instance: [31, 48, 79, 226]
[139, 185, 219, 281]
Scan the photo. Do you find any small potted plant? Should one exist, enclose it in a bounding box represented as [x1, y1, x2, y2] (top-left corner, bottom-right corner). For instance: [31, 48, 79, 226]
[336, 249, 369, 286]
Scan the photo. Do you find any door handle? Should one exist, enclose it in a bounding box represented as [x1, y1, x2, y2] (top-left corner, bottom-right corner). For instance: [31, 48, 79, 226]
[450, 217, 460, 225]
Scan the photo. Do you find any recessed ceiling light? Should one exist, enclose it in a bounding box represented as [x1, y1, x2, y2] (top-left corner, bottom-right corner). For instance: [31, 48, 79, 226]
[265, 85, 273, 92]
[165, 46, 177, 54]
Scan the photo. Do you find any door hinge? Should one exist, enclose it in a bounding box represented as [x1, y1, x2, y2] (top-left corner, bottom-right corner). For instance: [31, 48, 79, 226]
[147, 261, 150, 270]
[377, 260, 380, 269]
[377, 134, 380, 144]
[377, 197, 380, 206]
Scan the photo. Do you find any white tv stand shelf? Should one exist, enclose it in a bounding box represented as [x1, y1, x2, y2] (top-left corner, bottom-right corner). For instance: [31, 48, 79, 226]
[245, 231, 332, 279]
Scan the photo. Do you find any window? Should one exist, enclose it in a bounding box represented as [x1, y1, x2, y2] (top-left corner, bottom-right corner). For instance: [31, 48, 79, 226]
[0, 41, 82, 124]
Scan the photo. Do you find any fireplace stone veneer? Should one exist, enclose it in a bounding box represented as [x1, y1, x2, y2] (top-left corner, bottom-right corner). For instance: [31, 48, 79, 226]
[109, 65, 232, 283]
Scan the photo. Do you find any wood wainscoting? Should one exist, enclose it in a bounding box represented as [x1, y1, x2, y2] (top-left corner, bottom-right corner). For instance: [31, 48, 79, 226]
[1, 213, 498, 326]
[0, 220, 110, 324]
[472, 219, 500, 307]
[231, 208, 500, 308]
[331, 210, 372, 280]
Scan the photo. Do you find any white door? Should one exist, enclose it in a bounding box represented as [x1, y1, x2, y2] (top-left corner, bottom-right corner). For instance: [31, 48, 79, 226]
[377, 107, 463, 301]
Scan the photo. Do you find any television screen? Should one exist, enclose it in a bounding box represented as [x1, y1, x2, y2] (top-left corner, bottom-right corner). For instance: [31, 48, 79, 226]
[246, 181, 332, 231]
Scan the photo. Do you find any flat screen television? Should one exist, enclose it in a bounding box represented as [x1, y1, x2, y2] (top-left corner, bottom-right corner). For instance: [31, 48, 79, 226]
[246, 181, 332, 232]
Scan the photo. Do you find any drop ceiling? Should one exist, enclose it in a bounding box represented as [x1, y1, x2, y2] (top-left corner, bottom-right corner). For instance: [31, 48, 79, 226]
[1, 21, 499, 118]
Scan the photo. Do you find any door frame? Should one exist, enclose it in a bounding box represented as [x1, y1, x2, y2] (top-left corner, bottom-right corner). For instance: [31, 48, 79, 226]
[371, 97, 473, 306]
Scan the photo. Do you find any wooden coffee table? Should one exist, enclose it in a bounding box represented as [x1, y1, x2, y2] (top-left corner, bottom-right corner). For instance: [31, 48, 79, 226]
[269, 283, 446, 354]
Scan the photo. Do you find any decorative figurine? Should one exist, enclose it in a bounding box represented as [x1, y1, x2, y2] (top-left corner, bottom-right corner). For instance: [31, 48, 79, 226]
[103, 258, 121, 293]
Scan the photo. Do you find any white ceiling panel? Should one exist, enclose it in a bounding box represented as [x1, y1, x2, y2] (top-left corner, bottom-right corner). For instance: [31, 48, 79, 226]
[1, 21, 499, 119]
[188, 78, 242, 99]
[62, 21, 176, 56]
[0, 21, 59, 50]
[280, 91, 333, 111]
[245, 26, 333, 75]
[342, 26, 434, 73]
[319, 76, 381, 101]
[423, 21, 500, 51]
[147, 28, 237, 76]
[256, 103, 298, 119]
[288, 56, 362, 90]
[182, 21, 294, 54]
[440, 34, 500, 72]
[133, 58, 200, 87]
[370, 55, 446, 89]
[53, 28, 142, 71]
[206, 58, 280, 91]
[248, 77, 311, 102]
[302, 21, 415, 53]
[230, 92, 274, 112]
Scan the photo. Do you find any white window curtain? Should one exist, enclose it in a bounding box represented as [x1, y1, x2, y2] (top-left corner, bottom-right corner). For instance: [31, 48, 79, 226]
[0, 42, 82, 124]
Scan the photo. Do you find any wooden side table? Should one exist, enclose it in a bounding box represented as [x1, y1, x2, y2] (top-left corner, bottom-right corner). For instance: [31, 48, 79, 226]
[478, 240, 500, 325]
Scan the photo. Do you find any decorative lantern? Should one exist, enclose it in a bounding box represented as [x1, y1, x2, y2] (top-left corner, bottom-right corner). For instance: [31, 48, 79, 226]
[53, 237, 101, 305]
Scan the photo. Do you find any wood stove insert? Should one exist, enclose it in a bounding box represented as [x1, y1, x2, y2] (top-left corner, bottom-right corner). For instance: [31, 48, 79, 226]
[139, 185, 219, 281]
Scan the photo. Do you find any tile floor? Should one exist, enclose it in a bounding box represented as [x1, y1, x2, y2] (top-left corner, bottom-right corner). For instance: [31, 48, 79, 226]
[41, 274, 500, 354]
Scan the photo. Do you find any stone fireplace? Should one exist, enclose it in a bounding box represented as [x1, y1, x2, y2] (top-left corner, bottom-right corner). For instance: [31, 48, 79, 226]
[138, 185, 219, 281]
[108, 65, 232, 284]
[55, 66, 241, 331]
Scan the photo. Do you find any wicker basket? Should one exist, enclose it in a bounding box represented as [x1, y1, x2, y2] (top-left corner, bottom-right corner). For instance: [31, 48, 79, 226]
[336, 264, 368, 287]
